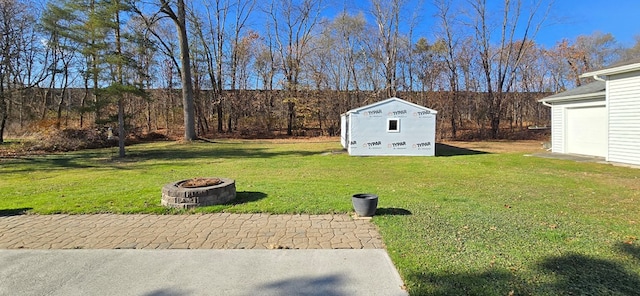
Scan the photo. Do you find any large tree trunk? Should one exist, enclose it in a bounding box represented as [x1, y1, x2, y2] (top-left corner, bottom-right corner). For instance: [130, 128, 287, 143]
[176, 0, 196, 141]
[175, 0, 196, 141]
[161, 0, 196, 141]
[115, 4, 125, 158]
[490, 116, 500, 139]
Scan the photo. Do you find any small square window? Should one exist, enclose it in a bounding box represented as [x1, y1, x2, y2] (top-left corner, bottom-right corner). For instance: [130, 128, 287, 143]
[387, 119, 400, 132]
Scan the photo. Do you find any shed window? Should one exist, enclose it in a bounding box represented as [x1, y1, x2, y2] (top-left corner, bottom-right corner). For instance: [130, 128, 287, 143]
[387, 118, 400, 132]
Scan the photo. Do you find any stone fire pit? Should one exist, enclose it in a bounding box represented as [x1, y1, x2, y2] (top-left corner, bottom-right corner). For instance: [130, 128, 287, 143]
[161, 177, 236, 209]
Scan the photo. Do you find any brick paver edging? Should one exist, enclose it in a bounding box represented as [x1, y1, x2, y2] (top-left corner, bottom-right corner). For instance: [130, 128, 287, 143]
[0, 214, 384, 250]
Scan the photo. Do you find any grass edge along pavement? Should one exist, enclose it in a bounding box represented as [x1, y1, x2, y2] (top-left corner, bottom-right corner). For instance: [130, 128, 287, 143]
[1, 139, 639, 295]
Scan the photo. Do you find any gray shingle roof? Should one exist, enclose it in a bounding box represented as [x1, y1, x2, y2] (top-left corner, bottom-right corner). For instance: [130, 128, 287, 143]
[540, 81, 605, 101]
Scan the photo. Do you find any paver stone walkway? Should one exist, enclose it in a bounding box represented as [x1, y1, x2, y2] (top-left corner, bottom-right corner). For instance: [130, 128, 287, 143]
[0, 213, 384, 250]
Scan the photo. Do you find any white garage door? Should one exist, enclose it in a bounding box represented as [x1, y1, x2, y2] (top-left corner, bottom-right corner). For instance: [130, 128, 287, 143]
[566, 106, 607, 157]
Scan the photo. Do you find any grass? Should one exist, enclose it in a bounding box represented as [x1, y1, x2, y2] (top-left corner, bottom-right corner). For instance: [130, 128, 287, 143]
[1, 139, 639, 295]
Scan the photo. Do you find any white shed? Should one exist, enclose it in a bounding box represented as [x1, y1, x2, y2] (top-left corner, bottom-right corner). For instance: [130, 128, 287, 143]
[340, 97, 437, 156]
[539, 59, 640, 166]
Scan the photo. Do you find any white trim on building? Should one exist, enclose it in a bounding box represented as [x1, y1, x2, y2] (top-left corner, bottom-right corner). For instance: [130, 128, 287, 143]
[540, 60, 640, 166]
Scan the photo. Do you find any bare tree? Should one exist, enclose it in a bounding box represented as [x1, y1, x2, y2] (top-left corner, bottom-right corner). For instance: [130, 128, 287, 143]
[369, 0, 403, 98]
[12, 4, 44, 130]
[160, 0, 196, 140]
[227, 0, 256, 132]
[0, 0, 40, 143]
[203, 0, 228, 133]
[466, 0, 551, 138]
[131, 0, 196, 140]
[435, 0, 462, 138]
[253, 33, 278, 132]
[127, 16, 158, 133]
[319, 12, 367, 110]
[548, 32, 620, 89]
[622, 35, 640, 61]
[267, 0, 323, 135]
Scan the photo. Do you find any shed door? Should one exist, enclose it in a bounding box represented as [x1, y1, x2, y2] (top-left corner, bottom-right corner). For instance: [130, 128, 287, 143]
[565, 106, 607, 157]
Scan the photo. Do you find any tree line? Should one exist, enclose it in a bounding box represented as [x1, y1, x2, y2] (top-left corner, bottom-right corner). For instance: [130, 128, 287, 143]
[1, 0, 639, 147]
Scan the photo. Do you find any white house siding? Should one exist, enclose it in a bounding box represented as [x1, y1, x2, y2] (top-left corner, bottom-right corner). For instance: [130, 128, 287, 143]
[607, 71, 640, 165]
[551, 105, 565, 153]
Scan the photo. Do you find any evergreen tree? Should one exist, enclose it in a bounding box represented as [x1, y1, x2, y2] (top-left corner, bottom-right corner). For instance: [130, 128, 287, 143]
[41, 0, 147, 157]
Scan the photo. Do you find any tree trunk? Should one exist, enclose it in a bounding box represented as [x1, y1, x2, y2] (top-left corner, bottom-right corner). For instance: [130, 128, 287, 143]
[227, 104, 232, 133]
[118, 98, 125, 157]
[147, 100, 152, 132]
[161, 0, 196, 140]
[175, 0, 196, 141]
[115, 3, 125, 158]
[0, 93, 6, 144]
[55, 72, 69, 129]
[217, 103, 223, 133]
[490, 116, 500, 139]
[287, 101, 295, 136]
[80, 75, 89, 128]
[450, 94, 457, 139]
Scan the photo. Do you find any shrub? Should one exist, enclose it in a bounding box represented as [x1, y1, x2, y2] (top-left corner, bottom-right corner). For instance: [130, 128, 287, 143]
[28, 128, 118, 152]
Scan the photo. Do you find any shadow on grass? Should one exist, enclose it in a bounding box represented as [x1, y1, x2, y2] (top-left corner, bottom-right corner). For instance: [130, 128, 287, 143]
[127, 145, 318, 161]
[436, 143, 488, 157]
[375, 208, 412, 216]
[404, 268, 530, 295]
[230, 191, 268, 205]
[616, 242, 640, 262]
[538, 253, 640, 295]
[1, 142, 319, 174]
[404, 251, 640, 295]
[0, 207, 32, 216]
[0, 154, 100, 174]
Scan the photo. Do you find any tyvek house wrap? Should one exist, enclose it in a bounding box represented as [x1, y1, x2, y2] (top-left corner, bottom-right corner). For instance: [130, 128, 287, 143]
[341, 97, 437, 156]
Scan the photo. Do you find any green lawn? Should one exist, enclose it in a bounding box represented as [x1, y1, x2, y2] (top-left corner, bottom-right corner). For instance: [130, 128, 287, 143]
[1, 140, 639, 295]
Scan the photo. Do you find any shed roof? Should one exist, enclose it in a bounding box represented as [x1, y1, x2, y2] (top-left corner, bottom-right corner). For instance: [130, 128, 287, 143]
[538, 81, 606, 103]
[345, 97, 438, 114]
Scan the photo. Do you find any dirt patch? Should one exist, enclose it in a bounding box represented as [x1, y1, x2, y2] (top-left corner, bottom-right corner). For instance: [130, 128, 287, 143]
[179, 177, 223, 188]
[441, 140, 545, 154]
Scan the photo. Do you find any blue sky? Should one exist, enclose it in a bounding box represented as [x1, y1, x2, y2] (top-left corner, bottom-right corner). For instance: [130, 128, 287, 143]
[540, 0, 640, 47]
[327, 0, 640, 48]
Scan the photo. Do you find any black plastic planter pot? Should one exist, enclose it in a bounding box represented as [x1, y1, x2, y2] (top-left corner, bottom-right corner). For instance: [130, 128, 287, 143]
[352, 193, 378, 217]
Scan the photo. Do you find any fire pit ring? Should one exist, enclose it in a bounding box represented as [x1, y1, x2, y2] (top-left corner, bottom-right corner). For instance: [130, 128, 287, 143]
[161, 177, 236, 209]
